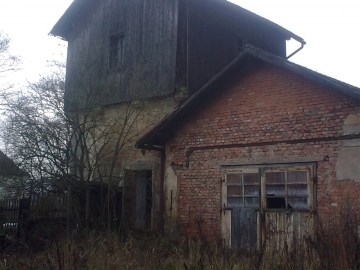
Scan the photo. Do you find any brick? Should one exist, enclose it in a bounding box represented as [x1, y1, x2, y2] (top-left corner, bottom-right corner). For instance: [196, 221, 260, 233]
[166, 66, 360, 238]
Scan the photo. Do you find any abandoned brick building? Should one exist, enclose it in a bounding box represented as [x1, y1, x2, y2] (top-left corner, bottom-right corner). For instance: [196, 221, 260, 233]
[51, 0, 360, 248]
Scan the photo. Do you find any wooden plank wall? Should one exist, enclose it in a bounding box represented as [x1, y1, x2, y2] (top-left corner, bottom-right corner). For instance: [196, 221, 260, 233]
[65, 0, 178, 111]
[264, 211, 314, 250]
[0, 199, 20, 228]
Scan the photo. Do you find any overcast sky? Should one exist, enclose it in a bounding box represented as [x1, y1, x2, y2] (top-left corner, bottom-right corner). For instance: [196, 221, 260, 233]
[1, 0, 360, 88]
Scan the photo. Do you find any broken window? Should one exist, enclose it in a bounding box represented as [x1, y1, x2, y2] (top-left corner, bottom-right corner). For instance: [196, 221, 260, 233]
[265, 170, 309, 210]
[222, 164, 315, 249]
[109, 33, 125, 70]
[224, 164, 314, 211]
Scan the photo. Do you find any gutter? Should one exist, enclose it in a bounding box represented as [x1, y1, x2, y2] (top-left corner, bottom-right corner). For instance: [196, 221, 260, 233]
[287, 39, 306, 59]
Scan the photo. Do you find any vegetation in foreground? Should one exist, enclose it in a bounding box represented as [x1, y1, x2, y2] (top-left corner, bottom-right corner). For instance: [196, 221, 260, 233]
[1, 203, 360, 270]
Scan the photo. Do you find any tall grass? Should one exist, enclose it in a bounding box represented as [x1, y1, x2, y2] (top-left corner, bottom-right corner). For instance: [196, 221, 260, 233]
[0, 201, 359, 269]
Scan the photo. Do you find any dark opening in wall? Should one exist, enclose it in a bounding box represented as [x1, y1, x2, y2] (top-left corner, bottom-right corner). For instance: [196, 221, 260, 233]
[135, 170, 152, 230]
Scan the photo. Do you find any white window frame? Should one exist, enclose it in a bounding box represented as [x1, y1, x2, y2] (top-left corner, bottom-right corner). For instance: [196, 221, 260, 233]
[221, 163, 316, 247]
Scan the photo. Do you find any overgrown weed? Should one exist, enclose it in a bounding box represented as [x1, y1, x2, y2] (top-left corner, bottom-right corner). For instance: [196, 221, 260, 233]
[0, 200, 359, 269]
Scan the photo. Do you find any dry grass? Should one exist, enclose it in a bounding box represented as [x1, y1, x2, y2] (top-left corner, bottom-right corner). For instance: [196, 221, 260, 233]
[0, 201, 359, 269]
[0, 232, 249, 270]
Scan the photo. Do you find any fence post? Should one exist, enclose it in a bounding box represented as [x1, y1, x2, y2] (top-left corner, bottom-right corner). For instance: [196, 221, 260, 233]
[17, 198, 30, 239]
[67, 184, 72, 239]
[86, 184, 90, 229]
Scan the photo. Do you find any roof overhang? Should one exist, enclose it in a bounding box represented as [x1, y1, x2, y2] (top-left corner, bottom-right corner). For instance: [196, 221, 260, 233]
[49, 0, 99, 40]
[136, 45, 360, 149]
[49, 0, 305, 44]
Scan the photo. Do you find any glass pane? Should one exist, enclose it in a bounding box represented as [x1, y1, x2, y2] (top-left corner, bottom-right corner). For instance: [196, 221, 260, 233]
[288, 198, 308, 210]
[266, 185, 285, 196]
[227, 174, 242, 185]
[245, 197, 259, 208]
[288, 171, 308, 183]
[244, 185, 259, 196]
[243, 173, 259, 184]
[227, 185, 242, 196]
[267, 197, 286, 209]
[265, 172, 285, 184]
[288, 184, 308, 196]
[227, 197, 243, 207]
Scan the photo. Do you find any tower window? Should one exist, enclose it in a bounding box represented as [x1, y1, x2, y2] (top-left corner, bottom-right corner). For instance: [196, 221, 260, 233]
[109, 34, 125, 70]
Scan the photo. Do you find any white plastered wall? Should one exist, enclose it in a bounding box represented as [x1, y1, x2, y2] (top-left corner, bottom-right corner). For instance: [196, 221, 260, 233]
[336, 111, 360, 181]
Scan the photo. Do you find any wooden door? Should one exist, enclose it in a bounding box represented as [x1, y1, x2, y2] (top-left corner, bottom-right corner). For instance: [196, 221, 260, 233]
[224, 169, 260, 249]
[231, 209, 258, 249]
[223, 164, 315, 250]
[261, 166, 315, 249]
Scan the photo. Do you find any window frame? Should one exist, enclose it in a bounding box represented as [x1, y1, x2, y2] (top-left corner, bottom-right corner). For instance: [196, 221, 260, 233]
[262, 165, 315, 212]
[221, 163, 316, 248]
[222, 163, 316, 212]
[108, 32, 125, 71]
[225, 169, 260, 209]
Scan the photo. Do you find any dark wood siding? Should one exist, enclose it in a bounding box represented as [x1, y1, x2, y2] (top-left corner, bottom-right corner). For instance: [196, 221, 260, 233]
[187, 0, 234, 94]
[65, 0, 178, 111]
[186, 0, 287, 94]
[63, 0, 289, 110]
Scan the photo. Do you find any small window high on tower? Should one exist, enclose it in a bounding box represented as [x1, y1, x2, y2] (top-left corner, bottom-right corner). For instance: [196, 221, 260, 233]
[109, 34, 125, 70]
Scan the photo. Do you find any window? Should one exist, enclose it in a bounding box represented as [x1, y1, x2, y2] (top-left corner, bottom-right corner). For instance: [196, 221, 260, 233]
[109, 34, 125, 70]
[224, 164, 315, 211]
[226, 172, 260, 208]
[265, 169, 309, 210]
[222, 164, 315, 249]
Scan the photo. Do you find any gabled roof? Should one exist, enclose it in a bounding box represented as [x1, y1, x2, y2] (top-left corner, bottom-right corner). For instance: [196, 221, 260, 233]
[50, 0, 98, 40]
[0, 150, 27, 177]
[50, 0, 304, 43]
[136, 45, 360, 149]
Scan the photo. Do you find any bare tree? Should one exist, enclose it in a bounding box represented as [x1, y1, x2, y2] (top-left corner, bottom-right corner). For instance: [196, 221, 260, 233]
[0, 48, 173, 229]
[0, 31, 20, 76]
[1, 66, 69, 195]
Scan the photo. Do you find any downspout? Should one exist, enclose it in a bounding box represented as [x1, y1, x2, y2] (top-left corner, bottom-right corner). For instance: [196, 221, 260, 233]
[186, 0, 189, 91]
[159, 148, 165, 232]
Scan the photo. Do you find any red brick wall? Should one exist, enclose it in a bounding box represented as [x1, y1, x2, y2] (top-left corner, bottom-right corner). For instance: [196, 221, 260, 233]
[166, 65, 360, 237]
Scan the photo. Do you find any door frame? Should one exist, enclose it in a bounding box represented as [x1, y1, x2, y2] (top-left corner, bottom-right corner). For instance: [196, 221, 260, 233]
[221, 163, 316, 249]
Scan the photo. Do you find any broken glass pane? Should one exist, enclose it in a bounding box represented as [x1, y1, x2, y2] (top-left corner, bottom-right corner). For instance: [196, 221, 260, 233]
[227, 174, 242, 185]
[244, 185, 259, 196]
[266, 185, 285, 196]
[243, 173, 259, 184]
[265, 172, 285, 184]
[267, 197, 286, 209]
[227, 197, 243, 207]
[227, 185, 242, 196]
[288, 171, 308, 183]
[288, 184, 308, 196]
[245, 197, 259, 208]
[288, 198, 308, 210]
